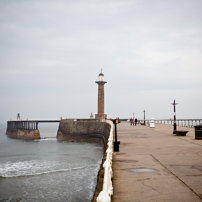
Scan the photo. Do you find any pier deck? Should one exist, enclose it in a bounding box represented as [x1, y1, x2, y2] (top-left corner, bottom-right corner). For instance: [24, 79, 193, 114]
[112, 122, 202, 202]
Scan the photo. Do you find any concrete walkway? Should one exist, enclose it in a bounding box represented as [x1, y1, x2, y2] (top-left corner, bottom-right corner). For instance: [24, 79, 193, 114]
[112, 122, 202, 202]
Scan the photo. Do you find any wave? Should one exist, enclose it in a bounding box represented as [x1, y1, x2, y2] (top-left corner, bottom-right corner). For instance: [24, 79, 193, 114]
[0, 164, 97, 178]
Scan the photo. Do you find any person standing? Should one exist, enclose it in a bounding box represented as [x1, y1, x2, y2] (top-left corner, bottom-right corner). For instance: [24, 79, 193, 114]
[135, 118, 137, 126]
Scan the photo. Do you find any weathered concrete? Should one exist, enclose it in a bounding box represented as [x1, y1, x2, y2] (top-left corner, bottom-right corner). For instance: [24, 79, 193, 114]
[112, 122, 202, 202]
[6, 128, 40, 139]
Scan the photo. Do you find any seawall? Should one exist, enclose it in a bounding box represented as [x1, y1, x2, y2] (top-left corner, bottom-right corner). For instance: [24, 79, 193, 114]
[6, 128, 40, 139]
[57, 119, 111, 148]
[6, 120, 40, 139]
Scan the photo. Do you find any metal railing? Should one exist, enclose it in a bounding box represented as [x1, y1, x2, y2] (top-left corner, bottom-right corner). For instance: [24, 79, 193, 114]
[96, 120, 113, 202]
[154, 119, 202, 127]
[7, 120, 39, 130]
[7, 120, 61, 130]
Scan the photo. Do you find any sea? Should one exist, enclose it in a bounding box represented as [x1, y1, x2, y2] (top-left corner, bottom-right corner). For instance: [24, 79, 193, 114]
[0, 123, 103, 202]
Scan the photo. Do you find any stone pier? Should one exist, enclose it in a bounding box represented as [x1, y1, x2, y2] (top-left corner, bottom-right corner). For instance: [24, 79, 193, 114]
[57, 119, 111, 148]
[112, 122, 202, 202]
[6, 120, 60, 139]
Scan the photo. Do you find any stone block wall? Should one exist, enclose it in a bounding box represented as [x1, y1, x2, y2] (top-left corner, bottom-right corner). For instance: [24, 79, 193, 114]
[57, 119, 111, 148]
[6, 128, 40, 139]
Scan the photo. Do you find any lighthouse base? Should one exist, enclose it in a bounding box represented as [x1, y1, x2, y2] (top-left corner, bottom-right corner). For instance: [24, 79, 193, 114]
[95, 114, 107, 120]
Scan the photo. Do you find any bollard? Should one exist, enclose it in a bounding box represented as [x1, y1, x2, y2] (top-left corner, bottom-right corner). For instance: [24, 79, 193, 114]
[113, 141, 120, 152]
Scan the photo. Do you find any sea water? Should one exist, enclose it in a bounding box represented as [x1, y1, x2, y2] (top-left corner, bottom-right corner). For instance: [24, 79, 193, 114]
[0, 123, 103, 202]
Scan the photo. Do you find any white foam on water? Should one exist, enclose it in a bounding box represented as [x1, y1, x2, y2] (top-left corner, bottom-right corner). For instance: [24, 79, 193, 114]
[34, 137, 57, 141]
[0, 160, 50, 177]
[0, 160, 97, 178]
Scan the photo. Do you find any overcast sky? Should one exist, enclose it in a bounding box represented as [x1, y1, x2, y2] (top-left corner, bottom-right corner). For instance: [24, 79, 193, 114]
[0, 0, 202, 122]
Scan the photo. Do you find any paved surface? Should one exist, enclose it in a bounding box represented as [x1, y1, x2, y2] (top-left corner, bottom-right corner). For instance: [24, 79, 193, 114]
[112, 122, 202, 202]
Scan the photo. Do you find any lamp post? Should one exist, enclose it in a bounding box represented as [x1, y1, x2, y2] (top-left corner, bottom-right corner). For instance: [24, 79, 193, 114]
[113, 119, 121, 152]
[143, 110, 146, 125]
[171, 100, 178, 134]
[133, 112, 134, 121]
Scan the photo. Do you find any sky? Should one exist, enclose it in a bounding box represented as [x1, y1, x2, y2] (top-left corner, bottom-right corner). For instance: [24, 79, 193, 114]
[0, 0, 202, 122]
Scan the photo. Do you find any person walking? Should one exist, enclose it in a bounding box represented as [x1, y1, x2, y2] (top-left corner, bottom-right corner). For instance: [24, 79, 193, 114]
[130, 118, 133, 126]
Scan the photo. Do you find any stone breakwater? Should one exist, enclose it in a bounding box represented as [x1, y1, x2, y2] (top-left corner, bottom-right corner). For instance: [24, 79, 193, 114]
[6, 128, 40, 139]
[57, 119, 111, 147]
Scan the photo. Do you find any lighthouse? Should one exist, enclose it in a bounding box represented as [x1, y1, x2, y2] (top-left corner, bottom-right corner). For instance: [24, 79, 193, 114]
[95, 70, 107, 120]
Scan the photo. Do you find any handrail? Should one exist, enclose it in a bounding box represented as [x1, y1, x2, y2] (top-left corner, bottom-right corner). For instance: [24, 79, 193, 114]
[96, 120, 114, 202]
[153, 119, 202, 127]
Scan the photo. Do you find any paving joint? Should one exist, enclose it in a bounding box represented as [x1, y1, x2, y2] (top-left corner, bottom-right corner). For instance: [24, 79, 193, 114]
[150, 154, 202, 200]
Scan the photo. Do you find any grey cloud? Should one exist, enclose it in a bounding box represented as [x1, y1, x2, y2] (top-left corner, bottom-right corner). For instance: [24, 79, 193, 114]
[0, 0, 202, 122]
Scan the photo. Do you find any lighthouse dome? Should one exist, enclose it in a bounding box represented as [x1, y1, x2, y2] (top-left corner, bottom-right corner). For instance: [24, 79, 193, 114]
[98, 71, 104, 81]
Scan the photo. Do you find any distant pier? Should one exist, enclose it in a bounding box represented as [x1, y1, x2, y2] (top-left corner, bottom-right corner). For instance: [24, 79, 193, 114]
[6, 120, 61, 139]
[7, 120, 61, 130]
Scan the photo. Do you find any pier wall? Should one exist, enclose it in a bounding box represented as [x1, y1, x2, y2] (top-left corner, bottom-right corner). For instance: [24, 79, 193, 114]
[6, 128, 40, 139]
[6, 119, 111, 143]
[6, 120, 60, 140]
[57, 119, 111, 147]
[6, 120, 40, 139]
